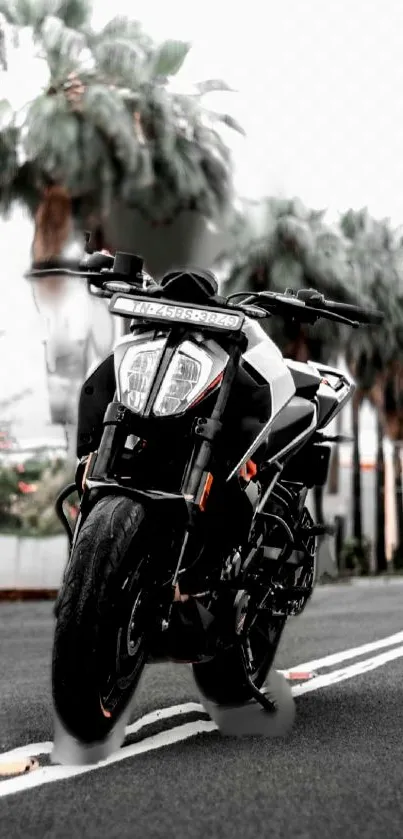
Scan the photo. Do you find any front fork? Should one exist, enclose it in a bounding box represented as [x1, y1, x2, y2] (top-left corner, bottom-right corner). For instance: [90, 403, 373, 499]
[170, 341, 244, 596]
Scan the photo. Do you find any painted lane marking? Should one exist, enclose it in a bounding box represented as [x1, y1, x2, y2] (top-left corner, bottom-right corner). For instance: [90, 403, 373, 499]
[0, 702, 206, 763]
[291, 644, 403, 697]
[2, 641, 403, 798]
[0, 720, 217, 799]
[288, 629, 403, 673]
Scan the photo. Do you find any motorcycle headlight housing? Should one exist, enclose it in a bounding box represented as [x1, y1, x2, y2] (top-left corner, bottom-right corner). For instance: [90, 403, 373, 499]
[117, 337, 166, 413]
[153, 341, 213, 416]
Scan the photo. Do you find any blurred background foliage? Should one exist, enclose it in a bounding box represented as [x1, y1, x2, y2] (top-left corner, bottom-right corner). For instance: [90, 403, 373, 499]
[0, 1, 403, 574]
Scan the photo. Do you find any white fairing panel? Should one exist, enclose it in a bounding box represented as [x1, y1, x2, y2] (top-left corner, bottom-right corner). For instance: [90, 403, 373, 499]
[242, 318, 296, 420]
[226, 319, 297, 479]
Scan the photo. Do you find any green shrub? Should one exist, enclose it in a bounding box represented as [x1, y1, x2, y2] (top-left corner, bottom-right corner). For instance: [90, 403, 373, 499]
[0, 459, 77, 536]
[392, 545, 403, 571]
[340, 537, 372, 576]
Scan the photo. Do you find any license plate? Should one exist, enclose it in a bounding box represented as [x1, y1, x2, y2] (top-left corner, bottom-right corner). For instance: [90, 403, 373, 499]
[110, 294, 244, 332]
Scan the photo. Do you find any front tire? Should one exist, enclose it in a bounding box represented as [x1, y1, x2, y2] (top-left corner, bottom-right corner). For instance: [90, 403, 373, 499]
[52, 495, 149, 743]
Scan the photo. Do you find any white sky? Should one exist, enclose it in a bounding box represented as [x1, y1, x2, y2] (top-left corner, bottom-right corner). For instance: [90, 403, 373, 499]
[92, 0, 403, 220]
[1, 0, 402, 435]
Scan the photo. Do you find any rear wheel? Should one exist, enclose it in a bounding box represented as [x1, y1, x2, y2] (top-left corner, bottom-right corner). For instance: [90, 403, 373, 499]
[52, 495, 150, 743]
[193, 595, 286, 706]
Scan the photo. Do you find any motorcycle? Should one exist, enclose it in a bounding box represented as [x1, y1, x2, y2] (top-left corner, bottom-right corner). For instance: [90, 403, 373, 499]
[28, 251, 383, 744]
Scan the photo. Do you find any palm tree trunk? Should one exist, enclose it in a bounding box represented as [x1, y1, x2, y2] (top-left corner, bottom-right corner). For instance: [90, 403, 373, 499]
[328, 409, 342, 494]
[352, 391, 362, 544]
[375, 410, 387, 573]
[313, 484, 325, 524]
[64, 425, 77, 466]
[393, 441, 403, 568]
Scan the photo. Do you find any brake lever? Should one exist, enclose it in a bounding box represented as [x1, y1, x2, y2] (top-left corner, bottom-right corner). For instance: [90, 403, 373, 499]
[307, 308, 359, 328]
[234, 304, 268, 318]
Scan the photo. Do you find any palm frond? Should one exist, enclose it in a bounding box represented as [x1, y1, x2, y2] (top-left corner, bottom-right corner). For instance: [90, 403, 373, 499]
[195, 79, 236, 96]
[148, 39, 191, 79]
[204, 111, 245, 136]
[39, 15, 87, 82]
[0, 0, 91, 31]
[91, 36, 148, 89]
[91, 15, 153, 54]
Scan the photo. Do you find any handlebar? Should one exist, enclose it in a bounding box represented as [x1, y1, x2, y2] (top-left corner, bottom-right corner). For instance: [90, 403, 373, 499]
[295, 289, 384, 326]
[24, 251, 385, 330]
[321, 299, 384, 326]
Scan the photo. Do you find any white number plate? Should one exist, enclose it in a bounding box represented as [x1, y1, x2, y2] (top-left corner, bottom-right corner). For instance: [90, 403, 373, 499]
[110, 295, 244, 331]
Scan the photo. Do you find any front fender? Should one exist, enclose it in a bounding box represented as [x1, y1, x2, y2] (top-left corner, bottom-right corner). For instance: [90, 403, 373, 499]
[55, 480, 193, 547]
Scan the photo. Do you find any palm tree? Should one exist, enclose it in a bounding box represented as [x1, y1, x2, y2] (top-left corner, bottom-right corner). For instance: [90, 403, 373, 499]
[343, 210, 403, 572]
[384, 361, 403, 568]
[0, 0, 243, 268]
[0, 0, 243, 449]
[224, 196, 359, 363]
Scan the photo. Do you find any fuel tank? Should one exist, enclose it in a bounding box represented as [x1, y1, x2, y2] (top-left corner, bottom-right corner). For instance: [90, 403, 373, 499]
[223, 318, 297, 473]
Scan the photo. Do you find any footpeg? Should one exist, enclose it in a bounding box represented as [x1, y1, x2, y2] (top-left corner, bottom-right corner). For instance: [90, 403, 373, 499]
[304, 523, 334, 537]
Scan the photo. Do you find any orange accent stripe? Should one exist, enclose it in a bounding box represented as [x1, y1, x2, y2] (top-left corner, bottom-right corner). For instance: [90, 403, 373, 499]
[100, 698, 112, 718]
[246, 459, 257, 479]
[199, 472, 214, 511]
[189, 372, 224, 408]
[239, 459, 258, 482]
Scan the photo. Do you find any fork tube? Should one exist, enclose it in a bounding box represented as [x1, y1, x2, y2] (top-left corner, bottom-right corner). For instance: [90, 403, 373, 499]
[183, 342, 243, 500]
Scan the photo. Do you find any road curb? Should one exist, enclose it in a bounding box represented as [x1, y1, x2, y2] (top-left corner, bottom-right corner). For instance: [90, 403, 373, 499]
[1, 575, 402, 601]
[0, 590, 58, 601]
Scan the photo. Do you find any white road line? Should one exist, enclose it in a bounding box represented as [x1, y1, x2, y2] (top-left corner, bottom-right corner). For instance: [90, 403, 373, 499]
[0, 741, 53, 761]
[126, 701, 205, 735]
[0, 702, 206, 763]
[2, 632, 403, 798]
[288, 629, 403, 673]
[291, 644, 403, 697]
[0, 720, 217, 799]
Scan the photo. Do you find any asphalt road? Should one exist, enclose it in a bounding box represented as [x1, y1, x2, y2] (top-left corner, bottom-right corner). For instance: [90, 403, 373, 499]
[1, 579, 403, 839]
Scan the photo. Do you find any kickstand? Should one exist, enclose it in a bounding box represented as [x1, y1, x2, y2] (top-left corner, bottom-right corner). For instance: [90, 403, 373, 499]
[239, 646, 277, 714]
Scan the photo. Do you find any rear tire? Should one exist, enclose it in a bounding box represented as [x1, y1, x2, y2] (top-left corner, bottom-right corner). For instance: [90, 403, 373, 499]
[52, 495, 149, 743]
[193, 604, 285, 707]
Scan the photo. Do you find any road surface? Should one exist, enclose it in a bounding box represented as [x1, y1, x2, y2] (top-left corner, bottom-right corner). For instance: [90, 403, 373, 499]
[1, 579, 403, 838]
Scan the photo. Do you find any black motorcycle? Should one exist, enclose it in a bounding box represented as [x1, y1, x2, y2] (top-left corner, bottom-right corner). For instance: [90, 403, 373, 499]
[28, 251, 383, 744]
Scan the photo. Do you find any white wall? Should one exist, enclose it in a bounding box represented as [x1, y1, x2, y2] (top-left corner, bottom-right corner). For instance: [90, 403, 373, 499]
[0, 535, 67, 589]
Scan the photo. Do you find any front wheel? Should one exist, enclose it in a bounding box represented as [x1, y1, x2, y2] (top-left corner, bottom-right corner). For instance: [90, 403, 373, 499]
[52, 495, 150, 743]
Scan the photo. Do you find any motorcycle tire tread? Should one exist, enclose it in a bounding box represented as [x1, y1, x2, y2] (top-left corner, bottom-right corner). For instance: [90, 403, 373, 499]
[52, 494, 146, 744]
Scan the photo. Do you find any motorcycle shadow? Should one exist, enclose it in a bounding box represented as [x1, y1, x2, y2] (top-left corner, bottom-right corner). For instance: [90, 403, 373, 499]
[51, 702, 133, 767]
[51, 669, 295, 766]
[196, 669, 296, 738]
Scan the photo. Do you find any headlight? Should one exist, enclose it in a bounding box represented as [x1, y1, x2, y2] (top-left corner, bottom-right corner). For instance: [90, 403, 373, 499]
[153, 341, 213, 416]
[118, 338, 166, 412]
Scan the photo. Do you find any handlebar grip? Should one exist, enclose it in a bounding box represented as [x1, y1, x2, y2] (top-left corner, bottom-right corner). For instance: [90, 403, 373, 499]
[324, 299, 384, 325]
